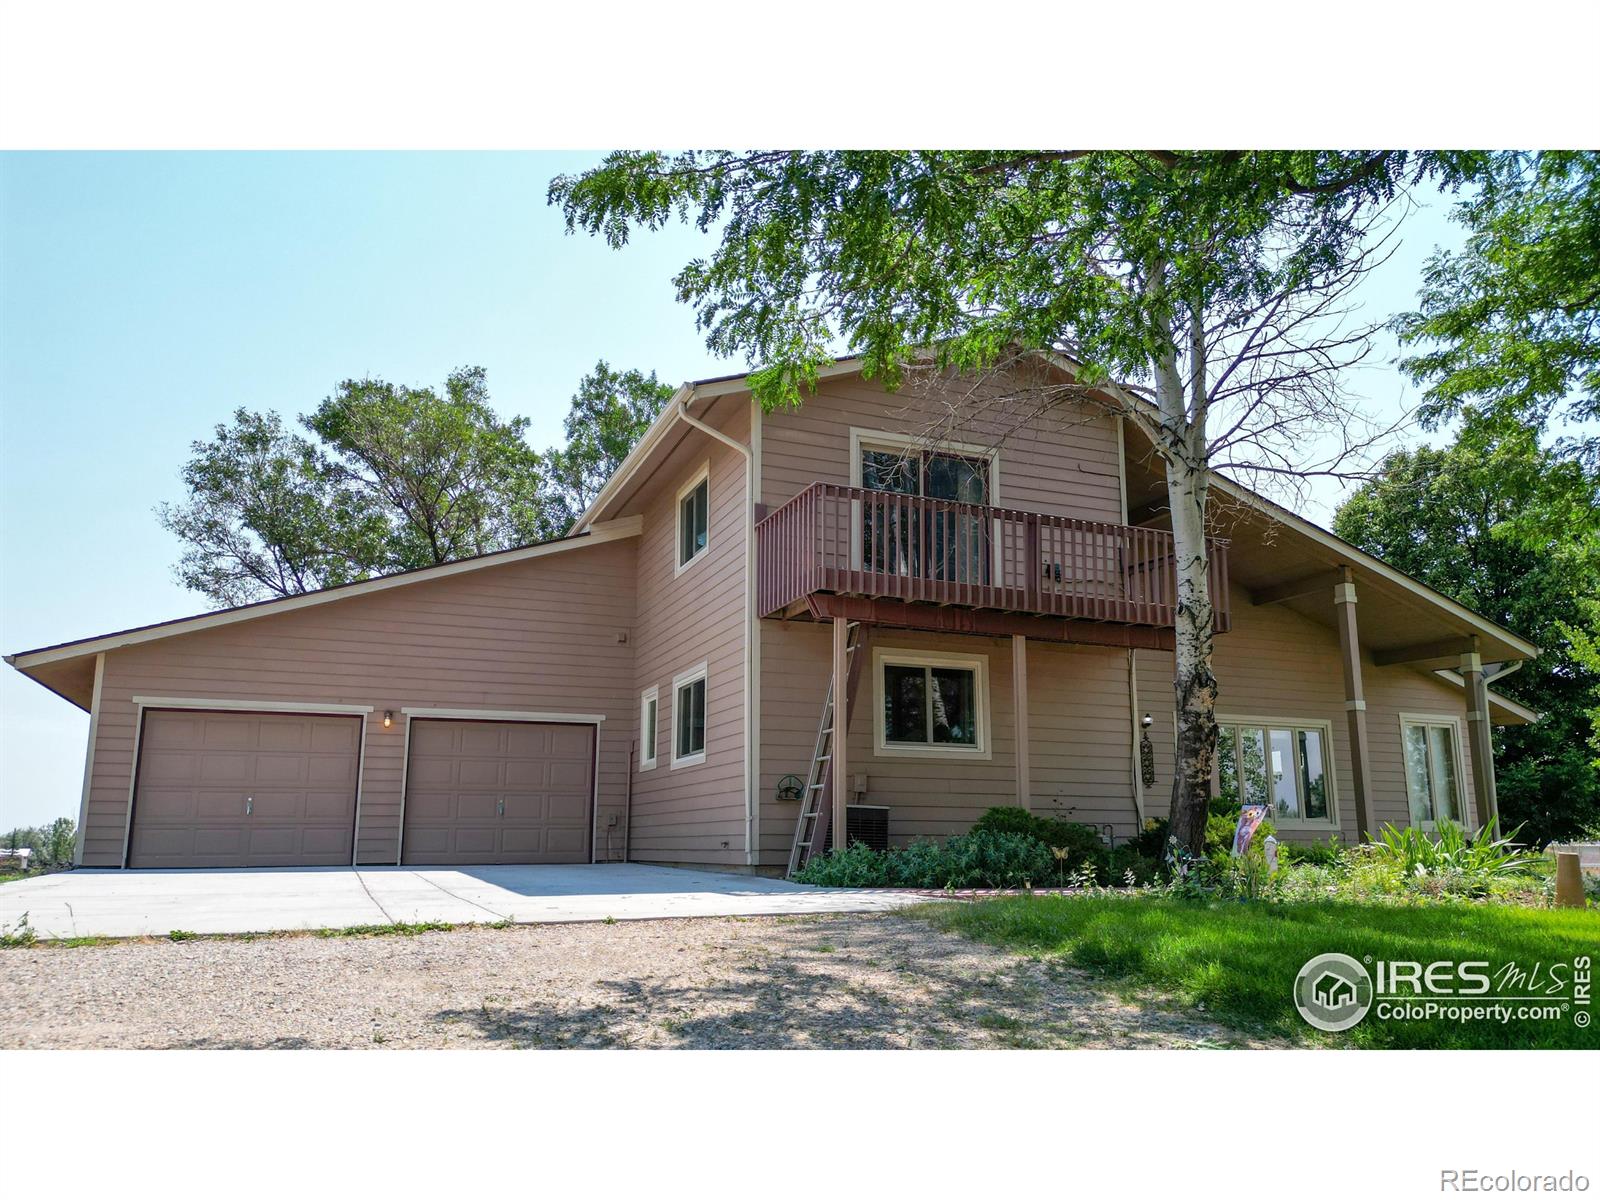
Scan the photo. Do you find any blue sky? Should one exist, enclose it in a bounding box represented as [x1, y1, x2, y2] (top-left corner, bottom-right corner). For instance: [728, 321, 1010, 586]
[0, 152, 1466, 829]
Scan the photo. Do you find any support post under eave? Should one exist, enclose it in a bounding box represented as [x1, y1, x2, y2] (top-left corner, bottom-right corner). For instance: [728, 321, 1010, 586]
[1460, 642, 1501, 833]
[1013, 634, 1030, 809]
[1333, 568, 1374, 841]
[832, 616, 849, 853]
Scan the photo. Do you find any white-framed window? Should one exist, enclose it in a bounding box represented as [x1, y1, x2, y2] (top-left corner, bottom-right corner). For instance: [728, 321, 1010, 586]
[1399, 713, 1470, 829]
[639, 686, 659, 771]
[872, 647, 991, 759]
[675, 463, 711, 574]
[1217, 716, 1338, 828]
[671, 663, 708, 768]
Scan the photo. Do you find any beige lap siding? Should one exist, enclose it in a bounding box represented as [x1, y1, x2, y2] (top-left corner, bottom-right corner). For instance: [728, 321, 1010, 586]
[79, 539, 638, 867]
[1133, 581, 1477, 841]
[628, 403, 750, 866]
[756, 623, 1137, 866]
[759, 374, 1125, 522]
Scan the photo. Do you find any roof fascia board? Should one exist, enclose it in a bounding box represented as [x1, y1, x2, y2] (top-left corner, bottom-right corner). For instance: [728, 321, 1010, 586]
[571, 384, 693, 533]
[6, 517, 642, 671]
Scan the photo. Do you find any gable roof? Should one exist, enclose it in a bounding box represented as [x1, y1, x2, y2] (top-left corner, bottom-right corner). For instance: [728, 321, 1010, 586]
[5, 516, 642, 674]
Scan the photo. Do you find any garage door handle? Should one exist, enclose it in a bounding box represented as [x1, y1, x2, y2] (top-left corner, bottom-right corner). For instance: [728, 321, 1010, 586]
[496, 800, 504, 817]
[245, 796, 253, 816]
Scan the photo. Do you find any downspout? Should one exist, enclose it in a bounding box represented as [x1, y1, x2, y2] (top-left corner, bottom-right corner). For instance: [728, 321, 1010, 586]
[677, 390, 758, 866]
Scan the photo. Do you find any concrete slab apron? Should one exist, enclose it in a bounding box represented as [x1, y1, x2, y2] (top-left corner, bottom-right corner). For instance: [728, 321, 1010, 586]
[1, 864, 927, 939]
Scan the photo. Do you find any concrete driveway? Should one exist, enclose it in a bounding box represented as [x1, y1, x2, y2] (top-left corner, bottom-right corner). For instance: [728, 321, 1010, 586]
[0, 863, 926, 940]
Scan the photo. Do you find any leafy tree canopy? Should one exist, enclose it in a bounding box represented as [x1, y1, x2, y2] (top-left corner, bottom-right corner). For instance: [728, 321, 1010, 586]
[1397, 151, 1600, 468]
[1333, 435, 1600, 842]
[539, 360, 675, 531]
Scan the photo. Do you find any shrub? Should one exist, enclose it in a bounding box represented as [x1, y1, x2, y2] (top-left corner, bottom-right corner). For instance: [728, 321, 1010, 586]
[1364, 821, 1543, 895]
[1280, 836, 1345, 867]
[794, 830, 1055, 890]
[970, 806, 1110, 879]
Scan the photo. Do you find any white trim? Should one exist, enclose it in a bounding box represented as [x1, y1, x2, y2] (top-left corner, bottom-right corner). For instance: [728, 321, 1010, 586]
[399, 707, 606, 724]
[1215, 713, 1341, 831]
[639, 687, 659, 771]
[1432, 669, 1539, 724]
[670, 661, 709, 769]
[572, 385, 693, 531]
[748, 398, 763, 864]
[1116, 415, 1130, 524]
[132, 696, 375, 714]
[395, 714, 415, 865]
[72, 652, 104, 866]
[120, 706, 146, 868]
[1397, 711, 1474, 831]
[673, 460, 713, 576]
[350, 712, 370, 867]
[847, 427, 1003, 500]
[8, 517, 644, 671]
[871, 645, 992, 760]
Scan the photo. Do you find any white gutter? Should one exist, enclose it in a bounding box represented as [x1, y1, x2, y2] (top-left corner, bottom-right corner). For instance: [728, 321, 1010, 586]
[676, 389, 760, 865]
[571, 384, 692, 534]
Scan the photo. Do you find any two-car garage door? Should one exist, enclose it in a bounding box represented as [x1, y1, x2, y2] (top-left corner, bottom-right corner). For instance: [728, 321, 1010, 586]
[127, 710, 595, 868]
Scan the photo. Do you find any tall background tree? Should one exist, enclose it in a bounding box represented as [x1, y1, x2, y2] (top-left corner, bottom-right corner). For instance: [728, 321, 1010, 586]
[551, 149, 1477, 853]
[1333, 436, 1600, 842]
[539, 360, 675, 530]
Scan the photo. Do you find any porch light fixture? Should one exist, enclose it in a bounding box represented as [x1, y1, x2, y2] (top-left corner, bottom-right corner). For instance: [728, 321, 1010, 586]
[383, 711, 394, 729]
[1139, 714, 1156, 788]
[1141, 713, 1154, 729]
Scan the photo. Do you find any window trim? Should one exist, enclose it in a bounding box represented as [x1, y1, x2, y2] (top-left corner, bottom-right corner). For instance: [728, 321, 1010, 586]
[1215, 713, 1341, 830]
[1397, 712, 1474, 831]
[847, 428, 1002, 500]
[639, 686, 659, 771]
[670, 662, 709, 769]
[673, 462, 712, 576]
[871, 646, 992, 760]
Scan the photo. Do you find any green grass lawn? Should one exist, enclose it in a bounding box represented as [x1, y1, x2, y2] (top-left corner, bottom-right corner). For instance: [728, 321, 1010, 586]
[919, 895, 1600, 1049]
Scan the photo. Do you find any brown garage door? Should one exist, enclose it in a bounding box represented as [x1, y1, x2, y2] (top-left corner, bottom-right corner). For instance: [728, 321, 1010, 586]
[401, 719, 594, 865]
[128, 709, 362, 869]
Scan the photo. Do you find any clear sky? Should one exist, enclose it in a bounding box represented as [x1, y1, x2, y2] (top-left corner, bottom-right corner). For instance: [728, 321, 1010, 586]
[0, 152, 1466, 829]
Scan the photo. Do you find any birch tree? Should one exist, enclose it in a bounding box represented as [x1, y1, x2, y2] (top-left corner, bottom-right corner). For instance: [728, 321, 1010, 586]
[552, 151, 1477, 853]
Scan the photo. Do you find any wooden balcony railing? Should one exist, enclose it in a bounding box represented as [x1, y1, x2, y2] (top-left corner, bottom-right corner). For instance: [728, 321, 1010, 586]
[756, 482, 1231, 633]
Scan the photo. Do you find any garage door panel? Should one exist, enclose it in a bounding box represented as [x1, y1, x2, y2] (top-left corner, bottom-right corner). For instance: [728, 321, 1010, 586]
[128, 710, 360, 869]
[402, 719, 593, 865]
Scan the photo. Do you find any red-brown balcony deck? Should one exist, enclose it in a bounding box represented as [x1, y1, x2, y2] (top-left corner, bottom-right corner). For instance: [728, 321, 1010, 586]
[756, 482, 1230, 649]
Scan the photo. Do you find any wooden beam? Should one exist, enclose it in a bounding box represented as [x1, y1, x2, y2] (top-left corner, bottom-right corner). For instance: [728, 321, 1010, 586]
[1013, 635, 1030, 810]
[1371, 637, 1478, 667]
[1250, 569, 1346, 606]
[1459, 646, 1501, 832]
[804, 594, 1178, 651]
[1333, 567, 1374, 840]
[832, 616, 849, 854]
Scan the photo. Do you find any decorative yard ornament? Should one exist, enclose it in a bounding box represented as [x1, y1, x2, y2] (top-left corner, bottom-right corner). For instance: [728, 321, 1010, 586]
[1139, 713, 1156, 788]
[774, 774, 804, 804]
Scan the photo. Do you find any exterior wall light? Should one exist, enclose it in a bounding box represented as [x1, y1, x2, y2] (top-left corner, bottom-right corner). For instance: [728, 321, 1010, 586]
[383, 711, 394, 729]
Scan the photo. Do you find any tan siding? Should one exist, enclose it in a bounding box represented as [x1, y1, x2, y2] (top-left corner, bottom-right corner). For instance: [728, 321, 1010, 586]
[628, 403, 751, 865]
[1134, 583, 1479, 841]
[760, 375, 1125, 522]
[757, 622, 1138, 865]
[81, 539, 638, 867]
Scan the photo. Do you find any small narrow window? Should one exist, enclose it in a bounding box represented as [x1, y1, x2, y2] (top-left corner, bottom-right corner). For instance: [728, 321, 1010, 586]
[1402, 718, 1464, 826]
[677, 468, 710, 570]
[672, 665, 707, 767]
[639, 688, 659, 770]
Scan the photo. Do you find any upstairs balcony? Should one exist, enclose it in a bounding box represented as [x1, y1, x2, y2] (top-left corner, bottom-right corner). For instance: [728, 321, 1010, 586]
[756, 482, 1231, 646]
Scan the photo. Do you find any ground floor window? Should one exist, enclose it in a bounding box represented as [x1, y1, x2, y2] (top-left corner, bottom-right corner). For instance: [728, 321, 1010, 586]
[1217, 718, 1335, 825]
[873, 648, 989, 758]
[672, 665, 707, 767]
[1401, 716, 1466, 826]
[639, 687, 658, 770]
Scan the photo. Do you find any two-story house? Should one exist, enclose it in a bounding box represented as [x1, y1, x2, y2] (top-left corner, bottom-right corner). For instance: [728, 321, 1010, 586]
[6, 356, 1538, 872]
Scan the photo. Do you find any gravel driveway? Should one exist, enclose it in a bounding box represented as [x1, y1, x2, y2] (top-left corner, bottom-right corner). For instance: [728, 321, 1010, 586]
[0, 911, 1272, 1049]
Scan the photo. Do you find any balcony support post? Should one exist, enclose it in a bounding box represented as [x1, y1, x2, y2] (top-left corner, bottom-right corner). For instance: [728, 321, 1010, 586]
[832, 615, 850, 853]
[1013, 634, 1031, 810]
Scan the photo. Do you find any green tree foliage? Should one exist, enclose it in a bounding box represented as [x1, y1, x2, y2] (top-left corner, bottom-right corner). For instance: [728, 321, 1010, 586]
[4, 818, 76, 866]
[550, 150, 1478, 853]
[161, 368, 555, 605]
[539, 360, 675, 530]
[1398, 151, 1600, 468]
[304, 366, 548, 567]
[1333, 437, 1600, 842]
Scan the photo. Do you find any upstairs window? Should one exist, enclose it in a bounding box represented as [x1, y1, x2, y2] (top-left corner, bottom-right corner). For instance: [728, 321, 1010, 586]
[676, 465, 710, 572]
[1217, 719, 1335, 826]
